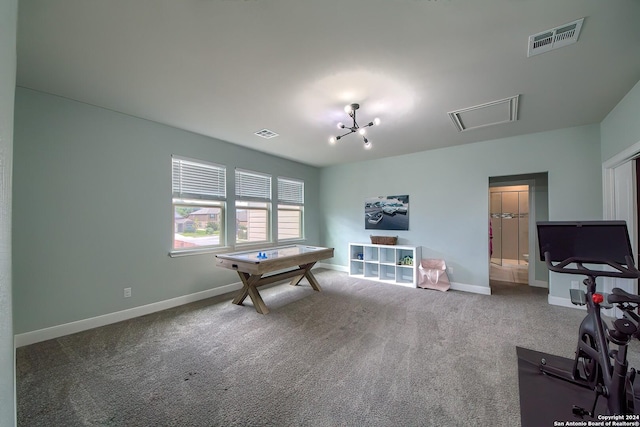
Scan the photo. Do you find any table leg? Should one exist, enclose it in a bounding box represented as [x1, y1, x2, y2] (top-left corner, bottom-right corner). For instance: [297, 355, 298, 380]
[289, 272, 305, 287]
[288, 262, 321, 292]
[304, 268, 322, 292]
[232, 272, 250, 305]
[232, 272, 270, 314]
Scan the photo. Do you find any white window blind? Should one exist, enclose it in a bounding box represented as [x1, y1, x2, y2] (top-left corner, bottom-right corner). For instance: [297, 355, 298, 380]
[235, 169, 271, 201]
[278, 177, 304, 205]
[172, 157, 226, 200]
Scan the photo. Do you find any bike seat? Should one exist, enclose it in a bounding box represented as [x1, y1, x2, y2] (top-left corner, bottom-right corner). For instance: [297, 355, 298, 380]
[607, 288, 640, 305]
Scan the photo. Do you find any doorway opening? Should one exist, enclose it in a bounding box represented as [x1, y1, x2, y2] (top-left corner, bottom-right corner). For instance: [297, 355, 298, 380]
[489, 173, 549, 289]
[490, 184, 529, 284]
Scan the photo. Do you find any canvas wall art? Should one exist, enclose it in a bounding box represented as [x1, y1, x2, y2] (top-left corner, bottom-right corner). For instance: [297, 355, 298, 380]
[364, 195, 409, 230]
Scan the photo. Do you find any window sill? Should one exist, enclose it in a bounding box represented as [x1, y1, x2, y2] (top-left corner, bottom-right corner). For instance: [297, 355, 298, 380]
[231, 239, 306, 252]
[277, 238, 306, 245]
[233, 242, 277, 252]
[169, 246, 231, 258]
[171, 240, 307, 257]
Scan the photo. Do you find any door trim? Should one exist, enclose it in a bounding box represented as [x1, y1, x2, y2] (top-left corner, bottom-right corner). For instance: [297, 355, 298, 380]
[602, 140, 640, 307]
[488, 179, 536, 287]
[602, 140, 640, 259]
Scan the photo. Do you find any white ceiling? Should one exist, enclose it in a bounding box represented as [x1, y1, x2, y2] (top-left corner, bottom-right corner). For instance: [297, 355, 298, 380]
[16, 0, 640, 167]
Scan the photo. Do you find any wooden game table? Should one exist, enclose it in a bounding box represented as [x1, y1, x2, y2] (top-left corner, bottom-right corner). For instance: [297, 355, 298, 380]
[215, 245, 334, 314]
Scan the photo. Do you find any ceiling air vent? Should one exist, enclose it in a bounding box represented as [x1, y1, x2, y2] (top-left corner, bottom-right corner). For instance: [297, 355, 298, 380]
[254, 129, 279, 139]
[527, 18, 584, 57]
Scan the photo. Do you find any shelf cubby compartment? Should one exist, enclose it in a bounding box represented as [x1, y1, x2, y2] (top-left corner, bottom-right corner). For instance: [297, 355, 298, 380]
[350, 260, 364, 276]
[379, 264, 397, 281]
[379, 247, 396, 264]
[397, 248, 415, 266]
[364, 246, 379, 262]
[351, 245, 364, 260]
[396, 266, 415, 285]
[364, 262, 379, 278]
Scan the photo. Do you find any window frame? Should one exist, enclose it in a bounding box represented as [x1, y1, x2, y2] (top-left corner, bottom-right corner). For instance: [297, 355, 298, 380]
[171, 156, 227, 256]
[235, 169, 272, 247]
[277, 177, 305, 242]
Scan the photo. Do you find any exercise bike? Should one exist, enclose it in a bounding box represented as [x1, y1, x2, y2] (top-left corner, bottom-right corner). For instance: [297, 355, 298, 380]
[537, 221, 640, 418]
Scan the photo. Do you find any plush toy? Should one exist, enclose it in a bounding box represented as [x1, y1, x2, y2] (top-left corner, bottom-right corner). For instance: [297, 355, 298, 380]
[399, 255, 413, 265]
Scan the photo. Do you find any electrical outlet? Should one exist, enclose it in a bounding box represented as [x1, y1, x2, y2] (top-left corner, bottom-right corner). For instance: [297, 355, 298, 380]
[124, 287, 132, 298]
[571, 281, 579, 289]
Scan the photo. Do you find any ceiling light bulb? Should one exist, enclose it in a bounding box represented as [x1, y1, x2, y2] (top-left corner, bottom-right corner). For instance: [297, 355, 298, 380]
[337, 122, 344, 129]
[359, 128, 366, 135]
[364, 140, 372, 150]
[329, 137, 336, 144]
[344, 104, 353, 114]
[373, 117, 381, 126]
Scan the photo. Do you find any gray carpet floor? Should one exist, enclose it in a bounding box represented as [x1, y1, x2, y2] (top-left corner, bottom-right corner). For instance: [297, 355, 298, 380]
[16, 269, 640, 426]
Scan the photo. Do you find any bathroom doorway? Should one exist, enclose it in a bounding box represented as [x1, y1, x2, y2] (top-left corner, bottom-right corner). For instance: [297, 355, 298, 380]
[489, 173, 549, 289]
[489, 184, 530, 285]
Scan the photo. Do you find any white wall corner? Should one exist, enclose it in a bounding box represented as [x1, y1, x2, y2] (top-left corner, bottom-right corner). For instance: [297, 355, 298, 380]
[450, 281, 492, 295]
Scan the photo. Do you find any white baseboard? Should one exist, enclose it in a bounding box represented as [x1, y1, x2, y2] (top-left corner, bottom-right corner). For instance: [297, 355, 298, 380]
[324, 264, 492, 295]
[530, 280, 548, 289]
[15, 263, 336, 347]
[14, 282, 243, 348]
[317, 262, 348, 272]
[450, 281, 492, 295]
[548, 294, 585, 311]
[13, 265, 497, 347]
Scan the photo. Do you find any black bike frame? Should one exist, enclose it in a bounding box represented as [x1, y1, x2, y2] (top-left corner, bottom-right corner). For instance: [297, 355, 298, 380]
[573, 274, 625, 415]
[540, 254, 638, 415]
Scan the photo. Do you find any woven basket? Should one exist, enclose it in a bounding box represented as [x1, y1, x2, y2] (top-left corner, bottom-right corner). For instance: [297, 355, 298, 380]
[370, 235, 398, 245]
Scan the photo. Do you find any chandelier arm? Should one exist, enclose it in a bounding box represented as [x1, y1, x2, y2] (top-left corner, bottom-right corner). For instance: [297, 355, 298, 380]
[337, 129, 356, 139]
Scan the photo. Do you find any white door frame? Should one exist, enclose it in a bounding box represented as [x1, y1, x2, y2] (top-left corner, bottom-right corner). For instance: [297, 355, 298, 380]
[603, 141, 640, 259]
[602, 140, 640, 311]
[488, 178, 537, 287]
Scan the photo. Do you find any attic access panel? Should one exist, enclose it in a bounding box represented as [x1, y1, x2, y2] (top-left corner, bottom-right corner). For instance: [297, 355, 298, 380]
[448, 95, 519, 132]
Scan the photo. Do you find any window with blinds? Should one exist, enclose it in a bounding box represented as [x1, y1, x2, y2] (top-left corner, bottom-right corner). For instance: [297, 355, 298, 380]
[171, 156, 226, 252]
[278, 177, 304, 240]
[235, 169, 271, 245]
[172, 157, 226, 201]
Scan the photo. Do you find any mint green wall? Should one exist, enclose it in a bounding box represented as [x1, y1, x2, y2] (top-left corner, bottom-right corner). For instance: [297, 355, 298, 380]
[1, 0, 16, 423]
[601, 79, 640, 162]
[13, 88, 321, 334]
[319, 124, 602, 297]
[14, 78, 638, 335]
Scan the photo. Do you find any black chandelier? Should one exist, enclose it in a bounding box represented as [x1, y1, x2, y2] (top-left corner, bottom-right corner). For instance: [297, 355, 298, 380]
[329, 103, 380, 149]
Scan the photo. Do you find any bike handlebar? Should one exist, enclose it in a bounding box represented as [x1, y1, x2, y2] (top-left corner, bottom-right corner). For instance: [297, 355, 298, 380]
[543, 252, 640, 279]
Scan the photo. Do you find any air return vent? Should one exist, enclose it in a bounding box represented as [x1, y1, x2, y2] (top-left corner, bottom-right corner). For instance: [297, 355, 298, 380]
[254, 129, 279, 139]
[527, 18, 584, 57]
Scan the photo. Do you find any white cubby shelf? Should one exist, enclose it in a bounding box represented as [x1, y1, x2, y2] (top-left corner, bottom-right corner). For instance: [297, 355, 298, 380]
[348, 242, 422, 288]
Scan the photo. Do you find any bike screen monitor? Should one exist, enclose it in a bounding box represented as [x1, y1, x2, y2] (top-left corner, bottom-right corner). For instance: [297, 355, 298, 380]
[536, 221, 633, 265]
